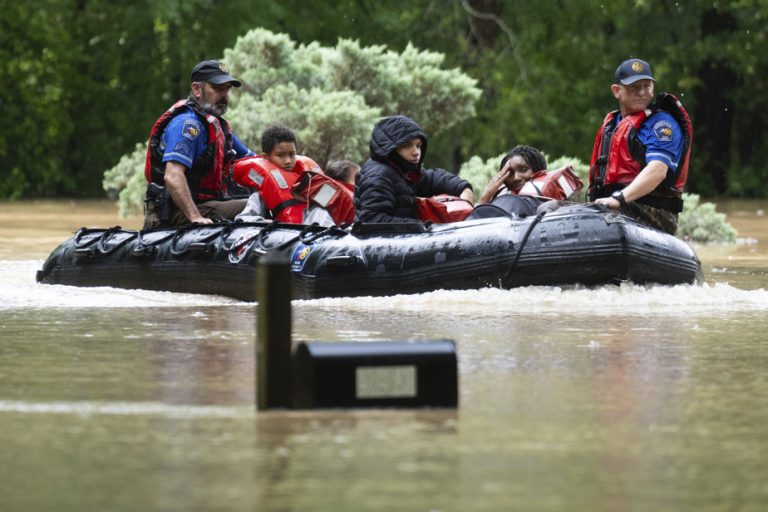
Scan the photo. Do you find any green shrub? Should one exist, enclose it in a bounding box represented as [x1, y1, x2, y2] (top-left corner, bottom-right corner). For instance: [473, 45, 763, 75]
[677, 193, 737, 243]
[105, 28, 481, 216]
[102, 142, 147, 217]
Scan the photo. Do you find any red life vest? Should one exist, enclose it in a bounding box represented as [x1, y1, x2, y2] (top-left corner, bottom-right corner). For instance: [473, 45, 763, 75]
[233, 155, 320, 223]
[588, 92, 692, 206]
[291, 171, 356, 226]
[145, 99, 232, 202]
[415, 195, 474, 223]
[517, 166, 584, 201]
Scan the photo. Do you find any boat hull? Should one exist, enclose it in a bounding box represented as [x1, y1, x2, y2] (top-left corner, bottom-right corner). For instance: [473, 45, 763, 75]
[36, 205, 701, 300]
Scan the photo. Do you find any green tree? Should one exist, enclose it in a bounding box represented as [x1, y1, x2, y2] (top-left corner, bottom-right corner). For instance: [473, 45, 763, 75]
[0, 0, 283, 199]
[0, 0, 75, 198]
[7, 1, 768, 201]
[105, 28, 481, 215]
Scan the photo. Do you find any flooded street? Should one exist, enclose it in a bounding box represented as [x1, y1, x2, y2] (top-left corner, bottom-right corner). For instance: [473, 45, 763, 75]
[1, 199, 767, 511]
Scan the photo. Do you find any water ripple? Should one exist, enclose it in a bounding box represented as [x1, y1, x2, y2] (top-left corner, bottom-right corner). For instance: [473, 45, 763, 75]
[0, 399, 251, 418]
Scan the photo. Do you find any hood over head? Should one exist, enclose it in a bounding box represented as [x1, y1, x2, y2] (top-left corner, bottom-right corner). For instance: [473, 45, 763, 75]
[369, 115, 428, 165]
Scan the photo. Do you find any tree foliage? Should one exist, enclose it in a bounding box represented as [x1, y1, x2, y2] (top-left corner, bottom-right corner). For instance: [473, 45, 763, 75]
[5, 0, 768, 201]
[105, 28, 481, 215]
[223, 28, 481, 155]
[0, 0, 281, 199]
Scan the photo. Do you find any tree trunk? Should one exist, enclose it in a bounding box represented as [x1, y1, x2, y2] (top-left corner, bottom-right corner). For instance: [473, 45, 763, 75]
[692, 8, 738, 194]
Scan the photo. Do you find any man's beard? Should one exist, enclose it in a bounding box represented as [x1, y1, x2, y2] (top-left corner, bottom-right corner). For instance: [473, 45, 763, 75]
[198, 91, 228, 116]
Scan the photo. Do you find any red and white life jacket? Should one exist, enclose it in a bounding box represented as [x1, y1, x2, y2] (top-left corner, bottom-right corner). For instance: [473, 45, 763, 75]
[589, 92, 692, 204]
[233, 155, 320, 223]
[291, 171, 356, 226]
[516, 166, 583, 201]
[145, 99, 232, 202]
[415, 194, 474, 223]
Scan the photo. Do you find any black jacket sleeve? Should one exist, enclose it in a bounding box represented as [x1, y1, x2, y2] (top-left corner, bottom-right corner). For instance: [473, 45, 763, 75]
[417, 168, 472, 197]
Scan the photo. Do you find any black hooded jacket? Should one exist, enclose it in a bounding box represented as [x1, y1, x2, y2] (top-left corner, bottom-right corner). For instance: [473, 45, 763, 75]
[354, 115, 471, 223]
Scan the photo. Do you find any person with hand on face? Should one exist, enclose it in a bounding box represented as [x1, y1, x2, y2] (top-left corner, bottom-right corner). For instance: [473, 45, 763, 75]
[354, 115, 473, 224]
[143, 60, 255, 229]
[588, 58, 692, 235]
[476, 145, 548, 217]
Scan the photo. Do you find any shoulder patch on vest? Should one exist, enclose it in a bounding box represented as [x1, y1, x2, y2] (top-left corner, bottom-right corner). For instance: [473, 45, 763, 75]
[182, 118, 202, 140]
[652, 119, 674, 142]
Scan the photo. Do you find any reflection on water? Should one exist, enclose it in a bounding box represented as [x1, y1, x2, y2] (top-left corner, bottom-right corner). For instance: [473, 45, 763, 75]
[1, 200, 768, 511]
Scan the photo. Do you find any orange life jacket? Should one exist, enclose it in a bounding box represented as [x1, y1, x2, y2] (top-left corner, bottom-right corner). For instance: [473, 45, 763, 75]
[233, 155, 320, 223]
[291, 171, 356, 226]
[415, 194, 474, 223]
[588, 92, 692, 209]
[145, 99, 232, 201]
[516, 166, 583, 201]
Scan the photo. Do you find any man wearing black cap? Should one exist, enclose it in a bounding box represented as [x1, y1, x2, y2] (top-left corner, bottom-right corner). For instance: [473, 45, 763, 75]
[143, 60, 255, 228]
[588, 58, 693, 235]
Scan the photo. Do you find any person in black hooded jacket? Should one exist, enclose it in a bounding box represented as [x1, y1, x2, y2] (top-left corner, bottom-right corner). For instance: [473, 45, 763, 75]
[354, 115, 473, 223]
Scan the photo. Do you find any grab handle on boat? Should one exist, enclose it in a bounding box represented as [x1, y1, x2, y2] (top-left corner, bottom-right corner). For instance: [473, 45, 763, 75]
[187, 242, 210, 254]
[73, 247, 99, 261]
[325, 255, 358, 268]
[169, 224, 233, 258]
[131, 245, 155, 259]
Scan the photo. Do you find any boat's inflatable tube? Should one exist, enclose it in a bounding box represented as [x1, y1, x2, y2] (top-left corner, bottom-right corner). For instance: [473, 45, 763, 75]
[36, 205, 701, 301]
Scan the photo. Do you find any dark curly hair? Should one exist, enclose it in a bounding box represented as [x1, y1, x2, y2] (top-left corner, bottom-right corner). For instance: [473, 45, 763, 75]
[261, 124, 297, 154]
[499, 145, 547, 172]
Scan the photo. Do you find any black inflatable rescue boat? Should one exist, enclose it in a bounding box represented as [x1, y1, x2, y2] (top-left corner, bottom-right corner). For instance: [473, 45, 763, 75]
[36, 204, 701, 300]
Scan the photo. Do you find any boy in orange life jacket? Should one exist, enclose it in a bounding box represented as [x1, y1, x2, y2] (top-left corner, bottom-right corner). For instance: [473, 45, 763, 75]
[235, 125, 300, 221]
[262, 124, 298, 172]
[474, 145, 548, 217]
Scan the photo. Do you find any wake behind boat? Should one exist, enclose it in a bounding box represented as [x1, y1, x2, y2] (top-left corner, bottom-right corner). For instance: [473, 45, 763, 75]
[36, 204, 701, 300]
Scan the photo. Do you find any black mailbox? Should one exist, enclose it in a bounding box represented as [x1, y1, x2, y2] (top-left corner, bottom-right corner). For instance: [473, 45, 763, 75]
[292, 340, 458, 409]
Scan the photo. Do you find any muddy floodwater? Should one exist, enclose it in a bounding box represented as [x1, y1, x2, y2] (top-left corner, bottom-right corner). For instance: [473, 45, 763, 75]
[1, 199, 767, 511]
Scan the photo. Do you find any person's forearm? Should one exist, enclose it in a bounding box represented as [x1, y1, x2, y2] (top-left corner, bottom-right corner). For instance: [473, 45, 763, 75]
[621, 160, 668, 202]
[477, 188, 496, 204]
[594, 160, 669, 210]
[164, 163, 207, 223]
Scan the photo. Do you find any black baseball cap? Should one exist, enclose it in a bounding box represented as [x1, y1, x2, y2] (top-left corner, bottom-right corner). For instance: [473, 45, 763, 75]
[614, 58, 654, 85]
[190, 60, 242, 87]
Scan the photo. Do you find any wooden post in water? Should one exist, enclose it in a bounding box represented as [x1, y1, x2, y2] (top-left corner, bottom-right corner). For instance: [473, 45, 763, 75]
[256, 250, 293, 410]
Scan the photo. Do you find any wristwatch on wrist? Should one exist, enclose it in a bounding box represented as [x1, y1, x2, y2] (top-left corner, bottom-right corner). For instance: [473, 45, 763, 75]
[611, 190, 627, 207]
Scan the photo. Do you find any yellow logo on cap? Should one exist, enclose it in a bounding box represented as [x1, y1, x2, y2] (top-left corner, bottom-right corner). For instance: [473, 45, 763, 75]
[219, 63, 229, 73]
[661, 127, 672, 137]
[632, 61, 644, 72]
